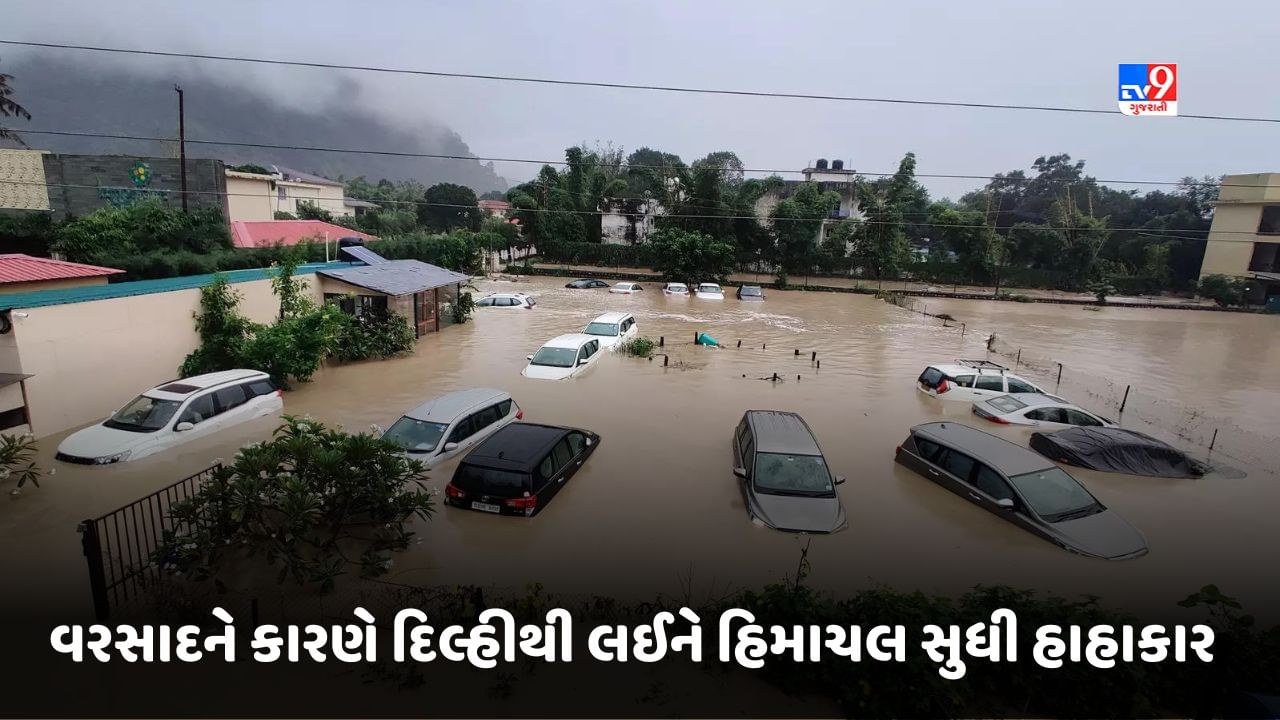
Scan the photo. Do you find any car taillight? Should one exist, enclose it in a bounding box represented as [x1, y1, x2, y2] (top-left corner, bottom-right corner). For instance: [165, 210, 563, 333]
[444, 483, 465, 499]
[276, 389, 284, 397]
[936, 379, 950, 394]
[515, 408, 524, 420]
[504, 495, 537, 511]
[985, 414, 1009, 424]
[895, 446, 902, 456]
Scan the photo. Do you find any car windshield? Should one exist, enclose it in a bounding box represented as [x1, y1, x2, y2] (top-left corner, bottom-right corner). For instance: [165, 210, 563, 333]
[104, 394, 181, 433]
[1007, 467, 1100, 521]
[668, 284, 687, 291]
[583, 322, 619, 337]
[741, 287, 762, 296]
[453, 464, 529, 498]
[699, 284, 721, 292]
[530, 346, 578, 368]
[988, 395, 1028, 413]
[753, 453, 835, 496]
[382, 417, 449, 454]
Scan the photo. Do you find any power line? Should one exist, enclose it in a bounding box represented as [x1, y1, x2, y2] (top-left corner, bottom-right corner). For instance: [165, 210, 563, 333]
[3, 39, 1278, 124]
[13, 128, 1239, 190]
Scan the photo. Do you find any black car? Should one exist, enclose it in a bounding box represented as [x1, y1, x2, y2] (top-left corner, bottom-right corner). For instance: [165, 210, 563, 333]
[565, 278, 610, 289]
[445, 423, 600, 516]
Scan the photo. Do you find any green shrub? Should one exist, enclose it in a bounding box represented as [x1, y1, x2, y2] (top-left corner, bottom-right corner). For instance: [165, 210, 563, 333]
[450, 291, 476, 324]
[331, 308, 416, 362]
[1198, 274, 1251, 307]
[540, 241, 656, 267]
[618, 336, 656, 358]
[0, 432, 43, 493]
[53, 201, 231, 262]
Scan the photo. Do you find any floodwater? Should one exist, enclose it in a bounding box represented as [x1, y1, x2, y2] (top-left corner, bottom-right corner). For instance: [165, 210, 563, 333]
[5, 276, 1280, 623]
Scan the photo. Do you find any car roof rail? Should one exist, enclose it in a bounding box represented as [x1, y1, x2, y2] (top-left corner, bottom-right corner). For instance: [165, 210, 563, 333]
[956, 359, 1008, 372]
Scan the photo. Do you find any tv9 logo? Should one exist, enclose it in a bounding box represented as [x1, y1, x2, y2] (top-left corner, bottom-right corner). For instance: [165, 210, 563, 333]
[1118, 64, 1177, 116]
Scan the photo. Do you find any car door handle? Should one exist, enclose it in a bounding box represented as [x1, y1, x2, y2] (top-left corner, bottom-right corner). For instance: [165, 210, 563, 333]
[968, 492, 982, 501]
[927, 468, 941, 477]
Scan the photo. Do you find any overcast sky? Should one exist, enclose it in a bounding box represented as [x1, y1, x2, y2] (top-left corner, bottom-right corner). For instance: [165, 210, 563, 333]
[5, 0, 1279, 198]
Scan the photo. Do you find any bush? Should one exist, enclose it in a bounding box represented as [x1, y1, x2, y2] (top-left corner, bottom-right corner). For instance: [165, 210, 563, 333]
[53, 201, 232, 262]
[0, 432, 43, 494]
[0, 212, 56, 256]
[618, 336, 656, 358]
[1198, 274, 1251, 307]
[540, 241, 656, 267]
[649, 227, 736, 285]
[331, 308, 416, 362]
[273, 211, 297, 220]
[450, 291, 475, 324]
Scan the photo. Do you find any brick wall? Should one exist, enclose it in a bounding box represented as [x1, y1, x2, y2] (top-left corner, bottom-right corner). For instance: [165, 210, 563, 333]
[41, 154, 228, 220]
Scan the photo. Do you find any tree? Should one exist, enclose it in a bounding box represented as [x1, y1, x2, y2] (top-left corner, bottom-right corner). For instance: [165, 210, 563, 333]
[53, 202, 232, 264]
[420, 182, 481, 232]
[0, 61, 32, 146]
[929, 204, 995, 280]
[852, 194, 910, 282]
[769, 182, 841, 282]
[648, 227, 736, 286]
[295, 201, 332, 222]
[1198, 274, 1250, 307]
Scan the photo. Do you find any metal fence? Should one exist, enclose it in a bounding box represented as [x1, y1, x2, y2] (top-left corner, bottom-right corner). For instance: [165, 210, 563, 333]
[78, 464, 221, 621]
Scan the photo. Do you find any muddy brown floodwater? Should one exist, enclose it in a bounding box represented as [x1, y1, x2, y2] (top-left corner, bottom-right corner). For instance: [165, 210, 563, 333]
[5, 276, 1280, 623]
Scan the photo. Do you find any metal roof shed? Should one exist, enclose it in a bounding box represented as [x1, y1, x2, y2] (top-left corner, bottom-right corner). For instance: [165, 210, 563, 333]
[316, 260, 470, 337]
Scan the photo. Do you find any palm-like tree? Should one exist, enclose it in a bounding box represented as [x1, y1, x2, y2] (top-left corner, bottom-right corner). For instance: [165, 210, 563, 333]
[0, 60, 33, 146]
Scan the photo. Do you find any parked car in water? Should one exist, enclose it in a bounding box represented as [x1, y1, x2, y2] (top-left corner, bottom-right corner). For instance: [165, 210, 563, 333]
[736, 285, 765, 301]
[610, 282, 644, 294]
[695, 283, 725, 299]
[56, 370, 283, 465]
[581, 312, 638, 350]
[1030, 426, 1207, 478]
[895, 421, 1148, 559]
[476, 292, 536, 309]
[445, 423, 601, 516]
[565, 278, 610, 289]
[381, 388, 522, 469]
[521, 334, 603, 380]
[917, 360, 1045, 402]
[972, 393, 1114, 429]
[731, 411, 848, 533]
[662, 282, 690, 296]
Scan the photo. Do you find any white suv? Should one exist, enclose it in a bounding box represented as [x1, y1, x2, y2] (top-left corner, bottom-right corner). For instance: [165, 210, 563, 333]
[581, 312, 638, 350]
[917, 360, 1045, 402]
[477, 292, 536, 309]
[382, 388, 522, 468]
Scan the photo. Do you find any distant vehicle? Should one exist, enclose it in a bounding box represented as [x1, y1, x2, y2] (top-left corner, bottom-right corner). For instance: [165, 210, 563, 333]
[895, 422, 1148, 559]
[445, 423, 601, 516]
[476, 292, 536, 309]
[381, 388, 522, 469]
[1030, 426, 1207, 478]
[56, 370, 282, 465]
[972, 393, 1113, 429]
[737, 285, 765, 301]
[731, 411, 848, 533]
[695, 283, 725, 300]
[581, 312, 638, 350]
[917, 360, 1045, 402]
[610, 282, 644, 294]
[662, 282, 689, 296]
[565, 278, 610, 289]
[522, 334, 603, 380]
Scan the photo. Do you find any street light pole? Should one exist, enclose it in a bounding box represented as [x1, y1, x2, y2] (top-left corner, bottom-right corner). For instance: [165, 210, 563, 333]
[175, 84, 188, 211]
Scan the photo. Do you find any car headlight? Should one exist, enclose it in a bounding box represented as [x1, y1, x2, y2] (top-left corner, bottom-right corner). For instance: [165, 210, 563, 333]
[94, 450, 132, 465]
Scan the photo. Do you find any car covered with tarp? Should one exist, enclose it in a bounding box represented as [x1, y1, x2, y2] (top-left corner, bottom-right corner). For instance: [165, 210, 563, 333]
[1029, 426, 1206, 478]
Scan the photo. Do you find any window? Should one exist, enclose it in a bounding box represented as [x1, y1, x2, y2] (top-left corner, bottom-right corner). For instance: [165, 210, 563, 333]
[1006, 377, 1039, 394]
[497, 399, 513, 417]
[752, 453, 835, 496]
[214, 385, 248, 413]
[743, 437, 756, 475]
[471, 405, 501, 432]
[919, 368, 943, 387]
[973, 465, 1016, 502]
[567, 432, 587, 456]
[476, 298, 495, 307]
[552, 439, 573, 469]
[103, 395, 181, 433]
[975, 376, 1005, 391]
[1259, 206, 1280, 235]
[448, 416, 475, 444]
[359, 295, 388, 314]
[325, 293, 357, 315]
[940, 449, 976, 481]
[383, 417, 449, 454]
[530, 347, 577, 367]
[1065, 409, 1103, 426]
[577, 346, 591, 364]
[454, 463, 529, 498]
[914, 437, 944, 463]
[953, 375, 975, 388]
[584, 322, 619, 337]
[0, 407, 28, 432]
[1007, 468, 1099, 521]
[1027, 407, 1067, 423]
[988, 395, 1028, 413]
[246, 380, 277, 397]
[178, 394, 216, 426]
[537, 455, 556, 486]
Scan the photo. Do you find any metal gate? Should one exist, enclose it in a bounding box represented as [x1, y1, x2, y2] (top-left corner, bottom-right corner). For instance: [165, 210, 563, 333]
[78, 464, 221, 621]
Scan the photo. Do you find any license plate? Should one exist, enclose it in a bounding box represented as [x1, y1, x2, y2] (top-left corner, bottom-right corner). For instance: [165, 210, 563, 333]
[471, 501, 500, 514]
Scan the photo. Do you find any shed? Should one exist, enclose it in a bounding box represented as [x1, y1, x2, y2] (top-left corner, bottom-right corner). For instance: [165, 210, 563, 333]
[316, 260, 470, 337]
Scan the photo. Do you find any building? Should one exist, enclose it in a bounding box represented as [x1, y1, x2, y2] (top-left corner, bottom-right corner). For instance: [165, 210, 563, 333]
[229, 220, 377, 250]
[1199, 172, 1280, 303]
[601, 199, 659, 245]
[0, 149, 52, 212]
[317, 253, 469, 338]
[478, 199, 511, 217]
[224, 166, 357, 221]
[754, 158, 861, 247]
[0, 254, 124, 295]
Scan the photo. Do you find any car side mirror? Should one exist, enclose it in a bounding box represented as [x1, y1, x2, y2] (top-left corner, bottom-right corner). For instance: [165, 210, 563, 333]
[585, 437, 593, 446]
[995, 498, 1015, 510]
[733, 467, 747, 479]
[174, 422, 194, 432]
[577, 359, 588, 366]
[443, 442, 459, 452]
[526, 355, 534, 361]
[834, 475, 846, 485]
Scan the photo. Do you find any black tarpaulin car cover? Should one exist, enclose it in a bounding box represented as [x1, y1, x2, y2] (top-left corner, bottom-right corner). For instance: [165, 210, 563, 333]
[1029, 427, 1205, 478]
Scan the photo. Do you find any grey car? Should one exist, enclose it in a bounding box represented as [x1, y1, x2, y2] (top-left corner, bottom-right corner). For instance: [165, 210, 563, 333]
[732, 411, 847, 533]
[895, 421, 1148, 560]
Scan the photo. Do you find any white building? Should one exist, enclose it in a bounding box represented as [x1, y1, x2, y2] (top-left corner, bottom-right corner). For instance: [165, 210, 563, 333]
[223, 166, 357, 222]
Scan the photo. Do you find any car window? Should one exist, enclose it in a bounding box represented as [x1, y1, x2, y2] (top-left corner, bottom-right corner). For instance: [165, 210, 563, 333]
[472, 405, 501, 432]
[1007, 467, 1099, 520]
[497, 399, 513, 417]
[577, 346, 590, 362]
[476, 297, 494, 306]
[988, 395, 1028, 413]
[1007, 377, 1038, 393]
[914, 437, 944, 463]
[919, 368, 943, 386]
[178, 393, 216, 425]
[448, 416, 475, 443]
[538, 455, 556, 483]
[214, 384, 248, 413]
[454, 463, 529, 499]
[531, 347, 577, 368]
[973, 465, 1016, 501]
[737, 420, 750, 451]
[743, 436, 755, 474]
[975, 376, 1005, 391]
[567, 432, 586, 456]
[1028, 407, 1067, 423]
[953, 375, 975, 388]
[246, 379, 277, 397]
[940, 449, 977, 482]
[753, 453, 835, 496]
[1065, 409, 1103, 426]
[552, 439, 573, 469]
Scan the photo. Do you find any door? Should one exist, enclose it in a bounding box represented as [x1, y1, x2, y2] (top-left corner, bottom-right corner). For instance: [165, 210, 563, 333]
[970, 463, 1039, 535]
[212, 384, 256, 431]
[971, 375, 1005, 399]
[931, 446, 978, 499]
[171, 392, 219, 449]
[414, 291, 435, 337]
[441, 414, 477, 460]
[1024, 407, 1069, 428]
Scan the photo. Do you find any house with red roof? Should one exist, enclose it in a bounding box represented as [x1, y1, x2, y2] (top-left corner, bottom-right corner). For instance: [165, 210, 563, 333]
[0, 254, 124, 295]
[229, 220, 378, 249]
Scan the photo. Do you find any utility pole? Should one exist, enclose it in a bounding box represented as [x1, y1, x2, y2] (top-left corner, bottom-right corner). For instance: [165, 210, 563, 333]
[175, 85, 188, 211]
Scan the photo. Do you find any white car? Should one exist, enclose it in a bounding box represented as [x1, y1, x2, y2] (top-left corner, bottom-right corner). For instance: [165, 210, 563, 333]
[582, 312, 639, 350]
[381, 388, 522, 468]
[695, 283, 725, 299]
[610, 282, 644, 295]
[476, 292, 536, 309]
[55, 370, 283, 465]
[662, 282, 689, 296]
[917, 360, 1045, 402]
[522, 334, 604, 380]
[972, 393, 1115, 429]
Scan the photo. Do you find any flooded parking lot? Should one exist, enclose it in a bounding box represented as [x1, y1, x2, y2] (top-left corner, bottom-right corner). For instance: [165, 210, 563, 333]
[6, 276, 1280, 621]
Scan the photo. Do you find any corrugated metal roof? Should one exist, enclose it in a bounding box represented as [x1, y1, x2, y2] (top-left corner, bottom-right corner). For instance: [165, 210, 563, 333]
[317, 260, 469, 296]
[338, 245, 389, 265]
[0, 254, 124, 284]
[229, 220, 378, 249]
[0, 262, 354, 311]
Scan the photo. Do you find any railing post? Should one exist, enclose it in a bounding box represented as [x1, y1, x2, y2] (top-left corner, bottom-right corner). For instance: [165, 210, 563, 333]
[1015, 348, 1022, 369]
[1120, 384, 1131, 413]
[79, 519, 110, 622]
[1056, 363, 1063, 388]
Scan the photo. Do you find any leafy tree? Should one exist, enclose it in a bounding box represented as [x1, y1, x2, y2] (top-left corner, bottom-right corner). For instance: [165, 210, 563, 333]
[0, 61, 32, 146]
[419, 182, 481, 232]
[53, 202, 232, 263]
[1198, 274, 1250, 307]
[929, 204, 995, 280]
[769, 182, 840, 282]
[852, 194, 910, 282]
[295, 201, 333, 222]
[179, 278, 254, 378]
[478, 189, 507, 201]
[273, 210, 297, 220]
[622, 147, 685, 201]
[648, 227, 736, 285]
[692, 150, 745, 186]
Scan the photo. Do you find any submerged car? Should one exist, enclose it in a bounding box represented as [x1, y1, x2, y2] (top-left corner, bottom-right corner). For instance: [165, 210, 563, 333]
[895, 422, 1148, 559]
[476, 292, 536, 309]
[565, 278, 610, 289]
[662, 282, 690, 296]
[917, 360, 1045, 402]
[695, 283, 725, 300]
[737, 285, 765, 301]
[56, 370, 282, 465]
[609, 282, 644, 294]
[581, 311, 638, 350]
[521, 334, 603, 380]
[731, 411, 848, 533]
[381, 388, 522, 469]
[1030, 426, 1206, 478]
[972, 393, 1114, 429]
[445, 423, 600, 516]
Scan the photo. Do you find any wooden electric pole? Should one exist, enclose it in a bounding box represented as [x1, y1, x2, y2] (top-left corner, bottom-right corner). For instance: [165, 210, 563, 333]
[175, 85, 188, 211]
